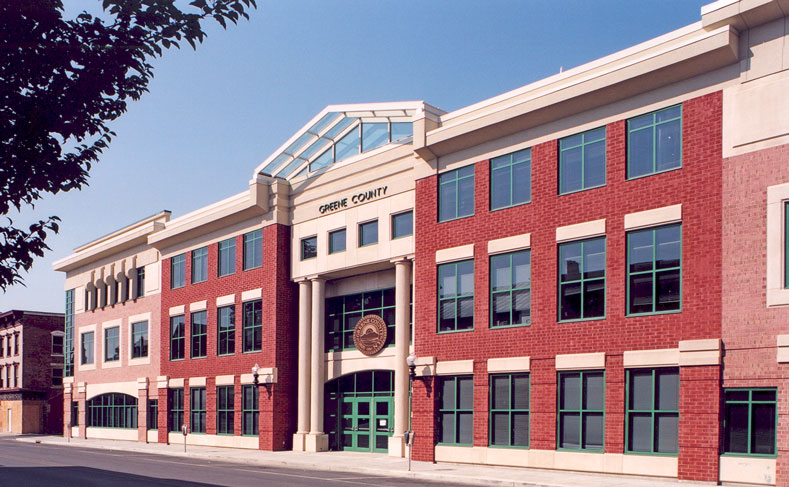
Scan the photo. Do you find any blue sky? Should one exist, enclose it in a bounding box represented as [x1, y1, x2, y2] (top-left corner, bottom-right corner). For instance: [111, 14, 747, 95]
[1, 0, 709, 312]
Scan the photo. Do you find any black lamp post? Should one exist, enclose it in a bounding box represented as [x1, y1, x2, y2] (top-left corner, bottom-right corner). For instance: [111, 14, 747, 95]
[406, 353, 417, 471]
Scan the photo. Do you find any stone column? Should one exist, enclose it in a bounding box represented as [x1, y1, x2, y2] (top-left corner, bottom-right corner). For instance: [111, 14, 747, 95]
[306, 277, 328, 452]
[77, 382, 87, 439]
[138, 378, 148, 442]
[293, 280, 312, 452]
[389, 258, 412, 457]
[63, 382, 72, 438]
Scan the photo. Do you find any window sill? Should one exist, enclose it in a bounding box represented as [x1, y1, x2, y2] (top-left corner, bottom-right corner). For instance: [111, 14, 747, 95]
[243, 350, 262, 354]
[436, 442, 473, 447]
[217, 353, 235, 357]
[488, 444, 529, 450]
[359, 243, 378, 248]
[720, 453, 777, 459]
[328, 250, 346, 255]
[626, 165, 682, 181]
[556, 447, 605, 453]
[243, 265, 262, 271]
[626, 309, 681, 318]
[391, 234, 413, 240]
[558, 316, 606, 324]
[438, 214, 474, 224]
[437, 328, 474, 334]
[490, 323, 530, 329]
[490, 201, 531, 212]
[624, 451, 678, 457]
[559, 184, 605, 196]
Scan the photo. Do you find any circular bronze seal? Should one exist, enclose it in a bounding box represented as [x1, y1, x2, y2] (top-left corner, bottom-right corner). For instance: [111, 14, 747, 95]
[353, 314, 388, 356]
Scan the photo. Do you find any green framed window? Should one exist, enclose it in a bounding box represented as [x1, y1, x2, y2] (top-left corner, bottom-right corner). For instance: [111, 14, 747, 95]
[723, 389, 777, 457]
[191, 311, 207, 358]
[218, 237, 236, 277]
[81, 331, 94, 365]
[243, 229, 263, 270]
[147, 399, 158, 430]
[490, 250, 531, 328]
[391, 211, 413, 239]
[627, 105, 682, 179]
[190, 387, 206, 433]
[170, 315, 185, 361]
[438, 375, 473, 445]
[64, 289, 74, 377]
[491, 148, 531, 210]
[191, 247, 208, 283]
[559, 127, 606, 194]
[301, 236, 317, 260]
[217, 305, 235, 356]
[131, 321, 148, 359]
[627, 224, 681, 315]
[171, 254, 186, 289]
[242, 385, 259, 436]
[626, 367, 679, 454]
[489, 373, 529, 448]
[87, 393, 137, 429]
[217, 385, 235, 435]
[785, 202, 789, 288]
[168, 388, 184, 432]
[558, 371, 605, 451]
[438, 260, 474, 332]
[243, 300, 262, 353]
[136, 266, 145, 298]
[104, 327, 119, 362]
[326, 288, 406, 352]
[71, 401, 79, 427]
[559, 237, 606, 321]
[438, 165, 475, 222]
[329, 228, 346, 254]
[359, 220, 378, 247]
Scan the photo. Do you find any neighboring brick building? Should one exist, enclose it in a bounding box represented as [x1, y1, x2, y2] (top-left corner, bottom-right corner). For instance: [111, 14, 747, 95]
[51, 0, 789, 484]
[0, 310, 64, 434]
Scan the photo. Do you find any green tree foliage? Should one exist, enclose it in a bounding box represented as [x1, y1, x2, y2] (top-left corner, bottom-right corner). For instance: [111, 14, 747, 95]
[0, 0, 256, 290]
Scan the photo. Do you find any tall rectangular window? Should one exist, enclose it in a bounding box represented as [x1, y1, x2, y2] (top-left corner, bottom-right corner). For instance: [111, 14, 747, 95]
[558, 371, 605, 450]
[438, 260, 474, 332]
[71, 401, 79, 426]
[559, 127, 606, 194]
[301, 236, 317, 260]
[723, 389, 777, 456]
[190, 387, 206, 433]
[627, 224, 681, 315]
[191, 247, 208, 284]
[785, 202, 789, 288]
[243, 300, 262, 353]
[243, 229, 263, 270]
[559, 237, 606, 321]
[170, 315, 185, 361]
[81, 331, 94, 365]
[64, 289, 74, 377]
[217, 305, 235, 356]
[52, 335, 64, 355]
[329, 228, 346, 254]
[131, 321, 148, 359]
[52, 368, 63, 386]
[168, 388, 184, 432]
[626, 368, 679, 454]
[147, 399, 158, 430]
[171, 254, 186, 289]
[490, 250, 531, 328]
[438, 165, 475, 222]
[358, 220, 378, 247]
[217, 385, 235, 435]
[627, 105, 682, 179]
[489, 373, 529, 448]
[242, 385, 259, 436]
[391, 211, 413, 239]
[438, 376, 473, 445]
[491, 148, 531, 210]
[191, 311, 207, 359]
[136, 266, 145, 297]
[104, 327, 119, 362]
[218, 238, 236, 277]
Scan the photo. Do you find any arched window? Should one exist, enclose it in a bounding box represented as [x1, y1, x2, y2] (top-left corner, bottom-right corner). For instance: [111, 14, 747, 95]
[87, 393, 137, 429]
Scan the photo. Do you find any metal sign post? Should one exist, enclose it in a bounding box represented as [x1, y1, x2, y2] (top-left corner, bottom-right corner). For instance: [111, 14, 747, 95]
[181, 424, 188, 453]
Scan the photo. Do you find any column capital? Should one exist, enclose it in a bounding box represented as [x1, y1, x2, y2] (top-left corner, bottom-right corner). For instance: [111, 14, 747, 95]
[308, 275, 326, 283]
[390, 255, 415, 264]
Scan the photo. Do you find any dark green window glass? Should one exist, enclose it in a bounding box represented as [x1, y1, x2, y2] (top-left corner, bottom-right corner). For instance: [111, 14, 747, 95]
[170, 315, 185, 361]
[490, 250, 530, 328]
[131, 321, 148, 359]
[243, 300, 262, 353]
[86, 393, 137, 429]
[627, 105, 682, 179]
[558, 371, 605, 450]
[243, 229, 263, 270]
[559, 237, 606, 321]
[71, 401, 79, 427]
[359, 220, 378, 247]
[168, 388, 184, 432]
[171, 254, 186, 289]
[438, 376, 473, 445]
[490, 148, 531, 210]
[147, 399, 158, 430]
[785, 202, 789, 288]
[217, 385, 235, 435]
[301, 236, 317, 260]
[190, 387, 206, 433]
[626, 368, 678, 454]
[104, 327, 119, 362]
[242, 385, 259, 436]
[326, 288, 409, 352]
[627, 224, 681, 315]
[489, 373, 529, 447]
[136, 266, 145, 298]
[191, 247, 208, 283]
[438, 260, 474, 332]
[724, 389, 777, 456]
[329, 228, 346, 254]
[191, 311, 207, 358]
[81, 331, 94, 365]
[391, 211, 413, 239]
[217, 305, 235, 356]
[559, 127, 605, 194]
[218, 237, 236, 277]
[439, 165, 475, 222]
[64, 289, 74, 377]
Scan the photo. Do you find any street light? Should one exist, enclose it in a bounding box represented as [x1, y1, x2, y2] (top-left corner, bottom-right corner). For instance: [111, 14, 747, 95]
[406, 353, 417, 471]
[252, 363, 260, 387]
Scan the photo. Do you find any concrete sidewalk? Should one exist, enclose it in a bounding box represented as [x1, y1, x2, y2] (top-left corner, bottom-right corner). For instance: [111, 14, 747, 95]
[14, 436, 698, 487]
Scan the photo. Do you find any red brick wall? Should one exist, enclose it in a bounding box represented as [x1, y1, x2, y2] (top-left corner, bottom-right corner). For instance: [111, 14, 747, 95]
[411, 92, 724, 476]
[159, 223, 297, 450]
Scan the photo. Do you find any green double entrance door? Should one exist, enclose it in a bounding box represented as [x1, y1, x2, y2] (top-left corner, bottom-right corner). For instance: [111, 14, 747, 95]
[341, 396, 393, 453]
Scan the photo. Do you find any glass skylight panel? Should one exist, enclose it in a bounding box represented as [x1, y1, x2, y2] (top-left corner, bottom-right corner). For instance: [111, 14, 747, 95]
[362, 123, 389, 152]
[310, 148, 333, 172]
[324, 117, 355, 140]
[300, 138, 330, 161]
[275, 156, 306, 178]
[335, 127, 360, 163]
[261, 153, 290, 175]
[311, 112, 342, 134]
[391, 122, 413, 141]
[283, 133, 314, 155]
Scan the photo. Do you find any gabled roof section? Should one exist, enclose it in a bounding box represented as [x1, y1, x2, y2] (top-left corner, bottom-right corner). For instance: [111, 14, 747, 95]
[252, 102, 443, 180]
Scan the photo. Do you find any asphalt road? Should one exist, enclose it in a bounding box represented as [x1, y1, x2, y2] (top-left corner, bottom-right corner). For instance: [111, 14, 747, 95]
[0, 437, 451, 487]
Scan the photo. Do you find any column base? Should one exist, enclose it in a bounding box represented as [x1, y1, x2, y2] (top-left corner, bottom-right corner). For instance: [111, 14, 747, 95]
[305, 433, 328, 452]
[388, 435, 405, 457]
[292, 432, 307, 452]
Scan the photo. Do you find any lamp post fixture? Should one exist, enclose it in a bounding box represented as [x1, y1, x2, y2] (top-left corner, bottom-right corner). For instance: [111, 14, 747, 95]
[406, 353, 417, 471]
[252, 363, 260, 387]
